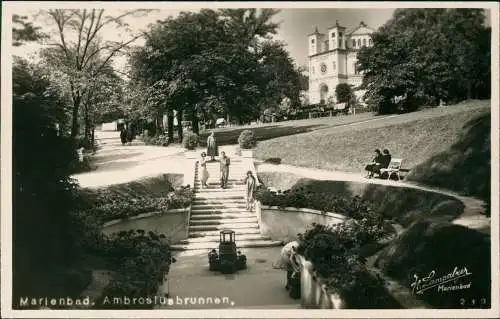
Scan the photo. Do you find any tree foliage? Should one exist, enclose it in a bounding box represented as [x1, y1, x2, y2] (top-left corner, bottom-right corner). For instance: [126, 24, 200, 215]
[33, 9, 154, 138]
[357, 8, 490, 114]
[13, 57, 80, 300]
[130, 8, 302, 134]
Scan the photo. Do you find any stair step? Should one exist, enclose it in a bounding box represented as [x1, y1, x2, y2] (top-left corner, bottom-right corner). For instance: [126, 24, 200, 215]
[192, 204, 248, 210]
[194, 193, 245, 202]
[189, 223, 259, 232]
[181, 233, 270, 243]
[189, 228, 261, 237]
[190, 212, 256, 219]
[195, 187, 246, 192]
[190, 217, 258, 226]
[191, 208, 254, 215]
[171, 240, 283, 251]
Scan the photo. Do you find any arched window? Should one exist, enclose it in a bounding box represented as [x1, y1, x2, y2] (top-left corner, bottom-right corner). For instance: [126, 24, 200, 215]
[357, 39, 361, 47]
[363, 38, 367, 46]
[311, 39, 315, 44]
[369, 39, 373, 46]
[352, 39, 356, 47]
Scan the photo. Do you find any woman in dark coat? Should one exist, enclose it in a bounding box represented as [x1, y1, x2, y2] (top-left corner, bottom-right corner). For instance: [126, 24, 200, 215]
[365, 149, 383, 178]
[120, 126, 128, 145]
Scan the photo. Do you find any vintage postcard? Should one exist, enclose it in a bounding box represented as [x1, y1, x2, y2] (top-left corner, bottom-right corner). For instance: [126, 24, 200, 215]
[1, 1, 499, 318]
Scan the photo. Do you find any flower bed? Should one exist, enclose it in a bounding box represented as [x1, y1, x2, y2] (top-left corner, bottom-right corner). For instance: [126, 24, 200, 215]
[85, 186, 194, 224]
[93, 230, 174, 309]
[297, 223, 402, 309]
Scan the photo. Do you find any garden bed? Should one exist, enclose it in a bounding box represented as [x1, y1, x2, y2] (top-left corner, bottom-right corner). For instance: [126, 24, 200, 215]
[256, 172, 467, 228]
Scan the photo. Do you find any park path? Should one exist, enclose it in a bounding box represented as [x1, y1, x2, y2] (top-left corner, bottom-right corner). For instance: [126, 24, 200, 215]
[256, 162, 490, 235]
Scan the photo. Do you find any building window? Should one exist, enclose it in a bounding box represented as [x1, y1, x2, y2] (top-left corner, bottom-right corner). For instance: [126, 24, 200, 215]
[339, 32, 343, 37]
[363, 38, 367, 46]
[311, 39, 315, 44]
[312, 66, 315, 74]
[331, 33, 335, 38]
[332, 61, 336, 70]
[369, 39, 373, 46]
[352, 39, 356, 47]
[357, 39, 361, 47]
[338, 40, 341, 47]
[324, 40, 329, 51]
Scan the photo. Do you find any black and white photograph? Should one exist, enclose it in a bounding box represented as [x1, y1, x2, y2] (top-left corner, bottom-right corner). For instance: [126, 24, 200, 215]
[1, 1, 499, 318]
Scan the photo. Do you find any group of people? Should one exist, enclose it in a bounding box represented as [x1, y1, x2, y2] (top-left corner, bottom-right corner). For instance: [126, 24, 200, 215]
[364, 148, 392, 178]
[198, 131, 257, 211]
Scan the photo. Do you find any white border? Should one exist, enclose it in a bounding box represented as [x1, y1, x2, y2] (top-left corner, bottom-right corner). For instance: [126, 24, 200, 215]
[1, 1, 499, 318]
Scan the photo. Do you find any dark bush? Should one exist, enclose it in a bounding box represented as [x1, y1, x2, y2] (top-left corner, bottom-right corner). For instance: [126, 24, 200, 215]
[94, 230, 173, 309]
[238, 129, 256, 149]
[297, 223, 401, 308]
[182, 131, 199, 150]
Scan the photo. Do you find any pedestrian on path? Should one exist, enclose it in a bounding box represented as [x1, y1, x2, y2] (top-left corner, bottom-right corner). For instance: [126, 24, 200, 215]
[206, 131, 219, 161]
[200, 152, 209, 188]
[244, 170, 257, 211]
[219, 151, 230, 188]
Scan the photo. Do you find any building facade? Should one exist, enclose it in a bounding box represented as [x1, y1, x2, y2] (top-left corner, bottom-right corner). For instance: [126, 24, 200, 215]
[307, 21, 374, 105]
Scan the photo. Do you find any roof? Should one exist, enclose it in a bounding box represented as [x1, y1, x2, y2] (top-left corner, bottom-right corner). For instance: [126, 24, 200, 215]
[308, 26, 325, 36]
[346, 21, 376, 36]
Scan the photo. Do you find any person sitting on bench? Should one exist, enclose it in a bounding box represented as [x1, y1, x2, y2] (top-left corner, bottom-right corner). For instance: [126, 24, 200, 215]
[365, 149, 384, 178]
[381, 149, 392, 169]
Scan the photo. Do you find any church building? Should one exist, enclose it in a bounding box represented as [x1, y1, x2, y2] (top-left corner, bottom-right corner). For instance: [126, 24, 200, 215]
[307, 21, 374, 105]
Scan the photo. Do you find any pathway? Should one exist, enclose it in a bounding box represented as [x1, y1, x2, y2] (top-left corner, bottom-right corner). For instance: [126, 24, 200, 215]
[158, 248, 300, 309]
[256, 162, 490, 235]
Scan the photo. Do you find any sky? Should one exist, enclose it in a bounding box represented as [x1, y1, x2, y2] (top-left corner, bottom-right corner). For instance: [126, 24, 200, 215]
[11, 7, 396, 71]
[10, 6, 492, 72]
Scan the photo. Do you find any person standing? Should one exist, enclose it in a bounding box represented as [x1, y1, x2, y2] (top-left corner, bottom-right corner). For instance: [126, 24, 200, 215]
[219, 151, 230, 189]
[244, 170, 257, 211]
[200, 152, 210, 188]
[206, 131, 219, 161]
[120, 126, 127, 145]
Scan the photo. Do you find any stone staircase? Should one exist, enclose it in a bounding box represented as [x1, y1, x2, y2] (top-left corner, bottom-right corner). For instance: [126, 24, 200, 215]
[171, 157, 282, 251]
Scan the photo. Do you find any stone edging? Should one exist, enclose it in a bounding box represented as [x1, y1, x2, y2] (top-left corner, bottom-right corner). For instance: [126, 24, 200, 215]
[102, 206, 191, 228]
[260, 204, 347, 221]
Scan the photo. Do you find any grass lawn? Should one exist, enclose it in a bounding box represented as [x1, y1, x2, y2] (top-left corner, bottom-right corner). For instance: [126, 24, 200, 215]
[254, 100, 491, 200]
[197, 112, 380, 146]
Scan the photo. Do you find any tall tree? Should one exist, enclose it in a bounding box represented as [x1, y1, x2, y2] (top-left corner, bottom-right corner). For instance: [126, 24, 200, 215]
[34, 9, 154, 139]
[357, 8, 490, 114]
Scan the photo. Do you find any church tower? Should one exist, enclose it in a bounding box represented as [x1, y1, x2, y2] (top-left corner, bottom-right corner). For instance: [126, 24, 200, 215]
[327, 20, 346, 50]
[308, 26, 325, 56]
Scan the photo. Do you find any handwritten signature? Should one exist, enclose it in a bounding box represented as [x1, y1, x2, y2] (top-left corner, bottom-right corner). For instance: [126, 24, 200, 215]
[410, 266, 472, 295]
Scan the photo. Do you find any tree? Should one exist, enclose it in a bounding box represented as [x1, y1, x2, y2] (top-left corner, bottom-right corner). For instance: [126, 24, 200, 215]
[12, 14, 47, 46]
[335, 83, 354, 105]
[13, 57, 80, 303]
[357, 8, 490, 114]
[131, 8, 285, 136]
[257, 40, 303, 116]
[34, 9, 154, 139]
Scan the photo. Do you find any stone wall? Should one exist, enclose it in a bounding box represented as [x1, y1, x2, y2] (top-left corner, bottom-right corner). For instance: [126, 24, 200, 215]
[102, 207, 191, 244]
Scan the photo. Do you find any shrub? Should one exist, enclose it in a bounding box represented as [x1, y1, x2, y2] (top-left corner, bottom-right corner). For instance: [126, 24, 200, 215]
[94, 230, 173, 309]
[238, 130, 256, 149]
[90, 186, 194, 223]
[142, 134, 170, 147]
[297, 223, 401, 308]
[182, 131, 199, 150]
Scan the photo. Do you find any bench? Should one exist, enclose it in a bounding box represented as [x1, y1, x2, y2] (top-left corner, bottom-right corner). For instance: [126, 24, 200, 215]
[380, 158, 403, 181]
